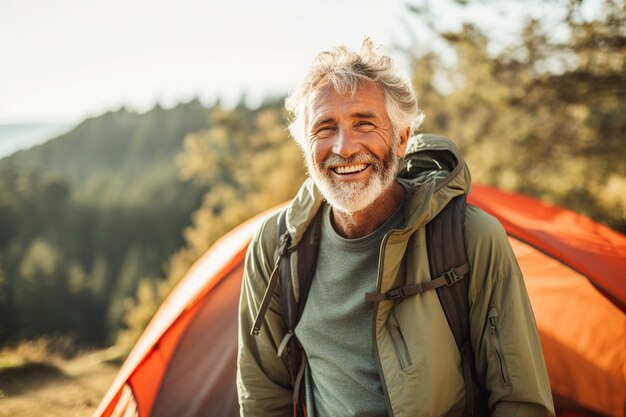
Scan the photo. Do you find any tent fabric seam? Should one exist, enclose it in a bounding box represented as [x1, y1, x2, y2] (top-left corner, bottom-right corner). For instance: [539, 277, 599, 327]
[505, 232, 626, 312]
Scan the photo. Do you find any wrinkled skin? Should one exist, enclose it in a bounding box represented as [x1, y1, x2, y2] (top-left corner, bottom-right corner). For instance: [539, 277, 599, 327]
[303, 82, 409, 238]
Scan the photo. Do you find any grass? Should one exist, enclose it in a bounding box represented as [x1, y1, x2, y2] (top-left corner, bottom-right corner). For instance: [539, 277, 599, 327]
[0, 339, 124, 417]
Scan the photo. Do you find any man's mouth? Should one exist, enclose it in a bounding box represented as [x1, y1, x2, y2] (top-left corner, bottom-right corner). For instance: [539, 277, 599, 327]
[332, 164, 369, 175]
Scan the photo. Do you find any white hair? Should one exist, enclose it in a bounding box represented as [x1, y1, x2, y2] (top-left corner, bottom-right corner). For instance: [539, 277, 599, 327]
[285, 37, 424, 148]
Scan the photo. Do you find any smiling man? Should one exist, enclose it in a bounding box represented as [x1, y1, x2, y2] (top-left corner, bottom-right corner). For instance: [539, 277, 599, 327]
[304, 81, 407, 238]
[237, 39, 554, 417]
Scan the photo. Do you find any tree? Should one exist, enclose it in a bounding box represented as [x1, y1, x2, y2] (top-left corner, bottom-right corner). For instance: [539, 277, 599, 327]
[406, 0, 626, 231]
[118, 100, 307, 349]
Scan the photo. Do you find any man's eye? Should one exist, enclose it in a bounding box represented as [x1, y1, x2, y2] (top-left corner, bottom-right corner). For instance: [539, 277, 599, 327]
[356, 121, 374, 129]
[316, 126, 335, 134]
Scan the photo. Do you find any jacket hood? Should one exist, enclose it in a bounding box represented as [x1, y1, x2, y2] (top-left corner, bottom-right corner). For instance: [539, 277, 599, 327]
[284, 134, 472, 247]
[398, 133, 471, 230]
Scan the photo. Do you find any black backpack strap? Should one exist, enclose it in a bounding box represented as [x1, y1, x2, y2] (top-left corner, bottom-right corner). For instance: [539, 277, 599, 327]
[362, 195, 488, 415]
[278, 208, 322, 338]
[251, 208, 322, 417]
[279, 208, 322, 417]
[426, 195, 487, 417]
[363, 263, 469, 302]
[250, 210, 291, 336]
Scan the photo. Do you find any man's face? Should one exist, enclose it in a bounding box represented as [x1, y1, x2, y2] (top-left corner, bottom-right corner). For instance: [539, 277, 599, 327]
[304, 82, 406, 213]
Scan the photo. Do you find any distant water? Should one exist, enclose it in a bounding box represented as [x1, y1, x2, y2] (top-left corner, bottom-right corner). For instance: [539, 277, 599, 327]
[0, 123, 74, 159]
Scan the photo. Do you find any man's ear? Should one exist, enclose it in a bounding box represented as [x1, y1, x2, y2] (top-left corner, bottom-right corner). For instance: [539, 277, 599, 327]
[396, 127, 411, 158]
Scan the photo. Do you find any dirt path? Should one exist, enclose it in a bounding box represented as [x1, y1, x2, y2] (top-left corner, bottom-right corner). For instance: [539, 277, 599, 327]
[0, 351, 120, 417]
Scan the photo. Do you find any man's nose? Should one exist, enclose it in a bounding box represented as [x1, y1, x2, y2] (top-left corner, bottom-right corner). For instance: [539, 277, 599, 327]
[332, 127, 360, 158]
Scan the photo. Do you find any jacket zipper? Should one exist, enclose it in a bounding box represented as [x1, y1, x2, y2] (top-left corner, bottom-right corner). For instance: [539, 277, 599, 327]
[373, 232, 395, 417]
[372, 187, 433, 417]
[488, 306, 511, 387]
[387, 310, 412, 369]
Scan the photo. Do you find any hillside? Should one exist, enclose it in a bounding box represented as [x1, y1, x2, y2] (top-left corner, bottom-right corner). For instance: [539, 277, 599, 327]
[2, 100, 211, 206]
[0, 97, 305, 349]
[0, 100, 217, 346]
[0, 124, 73, 159]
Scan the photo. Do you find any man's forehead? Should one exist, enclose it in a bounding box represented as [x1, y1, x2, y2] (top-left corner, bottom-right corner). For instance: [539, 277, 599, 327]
[306, 82, 387, 120]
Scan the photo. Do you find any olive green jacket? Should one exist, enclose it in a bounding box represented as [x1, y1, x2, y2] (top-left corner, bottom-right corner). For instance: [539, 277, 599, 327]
[237, 135, 555, 417]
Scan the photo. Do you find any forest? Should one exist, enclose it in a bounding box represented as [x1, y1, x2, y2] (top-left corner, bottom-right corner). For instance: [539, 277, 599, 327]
[0, 0, 623, 352]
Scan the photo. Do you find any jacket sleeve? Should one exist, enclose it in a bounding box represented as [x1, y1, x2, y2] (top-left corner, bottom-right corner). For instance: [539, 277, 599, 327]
[465, 206, 555, 417]
[237, 214, 293, 417]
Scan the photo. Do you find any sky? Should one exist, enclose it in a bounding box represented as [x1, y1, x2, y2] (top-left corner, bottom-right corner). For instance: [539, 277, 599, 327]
[1, 0, 582, 125]
[1, 0, 412, 124]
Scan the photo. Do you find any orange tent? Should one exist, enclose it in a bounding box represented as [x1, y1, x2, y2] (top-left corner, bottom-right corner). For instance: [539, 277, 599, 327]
[94, 185, 626, 417]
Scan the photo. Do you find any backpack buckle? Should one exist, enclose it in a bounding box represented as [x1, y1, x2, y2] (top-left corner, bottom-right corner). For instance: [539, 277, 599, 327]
[277, 232, 291, 256]
[443, 268, 464, 286]
[387, 287, 407, 299]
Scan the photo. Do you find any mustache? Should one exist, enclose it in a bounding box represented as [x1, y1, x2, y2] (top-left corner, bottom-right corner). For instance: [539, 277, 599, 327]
[321, 153, 380, 169]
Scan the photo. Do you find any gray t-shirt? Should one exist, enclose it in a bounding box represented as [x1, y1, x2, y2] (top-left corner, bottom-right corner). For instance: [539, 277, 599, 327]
[294, 201, 405, 417]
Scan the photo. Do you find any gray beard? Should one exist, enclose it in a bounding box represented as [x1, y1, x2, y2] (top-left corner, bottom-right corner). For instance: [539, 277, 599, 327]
[305, 142, 399, 214]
